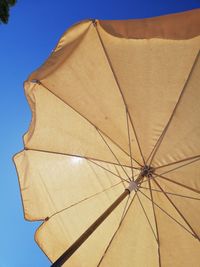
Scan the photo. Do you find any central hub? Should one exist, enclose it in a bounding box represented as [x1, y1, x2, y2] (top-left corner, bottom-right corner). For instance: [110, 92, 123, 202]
[140, 165, 154, 178]
[126, 165, 155, 193]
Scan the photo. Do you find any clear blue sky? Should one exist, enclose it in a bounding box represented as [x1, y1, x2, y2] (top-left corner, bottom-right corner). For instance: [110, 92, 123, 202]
[1, 1, 200, 266]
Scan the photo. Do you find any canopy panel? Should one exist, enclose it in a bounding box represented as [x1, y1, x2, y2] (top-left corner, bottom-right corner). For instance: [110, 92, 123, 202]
[99, 8, 200, 39]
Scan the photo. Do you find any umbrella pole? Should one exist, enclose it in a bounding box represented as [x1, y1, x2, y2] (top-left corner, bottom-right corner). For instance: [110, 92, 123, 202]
[51, 188, 130, 267]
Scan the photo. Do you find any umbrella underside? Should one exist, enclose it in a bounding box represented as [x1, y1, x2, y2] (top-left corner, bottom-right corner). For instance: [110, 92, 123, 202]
[14, 8, 200, 267]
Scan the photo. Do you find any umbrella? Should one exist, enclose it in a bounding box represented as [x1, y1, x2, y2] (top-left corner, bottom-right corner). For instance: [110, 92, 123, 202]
[14, 8, 200, 267]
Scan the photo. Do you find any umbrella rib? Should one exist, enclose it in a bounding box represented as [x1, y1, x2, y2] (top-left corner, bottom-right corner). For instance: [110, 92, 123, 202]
[93, 22, 145, 166]
[126, 108, 134, 180]
[119, 194, 131, 224]
[140, 186, 200, 200]
[35, 80, 140, 167]
[46, 181, 124, 220]
[88, 159, 130, 183]
[25, 147, 140, 169]
[146, 50, 200, 165]
[138, 189, 196, 240]
[96, 128, 131, 181]
[97, 193, 136, 266]
[154, 173, 200, 195]
[136, 192, 158, 244]
[25, 148, 130, 184]
[154, 157, 200, 177]
[147, 179, 161, 267]
[154, 155, 200, 170]
[152, 179, 200, 241]
[114, 164, 126, 188]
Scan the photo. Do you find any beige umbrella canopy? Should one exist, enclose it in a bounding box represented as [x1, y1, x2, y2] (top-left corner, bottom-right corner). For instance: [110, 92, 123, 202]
[14, 8, 200, 267]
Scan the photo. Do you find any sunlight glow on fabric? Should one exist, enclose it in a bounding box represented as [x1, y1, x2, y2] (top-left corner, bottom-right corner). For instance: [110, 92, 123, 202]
[71, 157, 83, 164]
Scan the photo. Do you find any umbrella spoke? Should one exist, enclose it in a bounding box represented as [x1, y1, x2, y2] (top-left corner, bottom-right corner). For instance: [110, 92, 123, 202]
[88, 159, 130, 183]
[25, 147, 130, 184]
[138, 189, 196, 240]
[138, 178, 149, 185]
[127, 111, 146, 166]
[126, 108, 134, 179]
[96, 128, 131, 181]
[152, 179, 200, 241]
[93, 22, 145, 166]
[154, 155, 200, 170]
[47, 181, 124, 220]
[146, 50, 200, 165]
[136, 192, 158, 244]
[97, 193, 136, 266]
[154, 173, 200, 195]
[119, 194, 132, 222]
[114, 164, 126, 188]
[147, 179, 161, 267]
[25, 147, 140, 170]
[154, 157, 200, 177]
[140, 186, 200, 200]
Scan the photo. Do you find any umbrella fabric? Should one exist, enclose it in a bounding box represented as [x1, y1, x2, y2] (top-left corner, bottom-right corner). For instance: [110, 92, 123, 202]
[14, 8, 200, 266]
